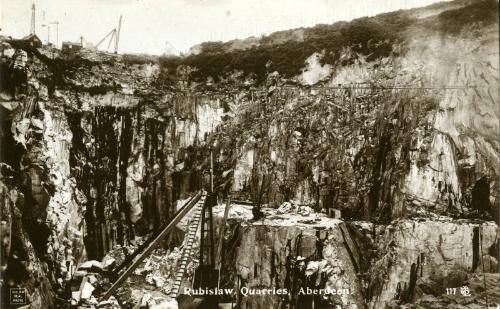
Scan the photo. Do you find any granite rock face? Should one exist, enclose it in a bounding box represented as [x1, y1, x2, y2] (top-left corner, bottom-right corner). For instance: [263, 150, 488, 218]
[223, 212, 365, 308]
[212, 204, 499, 309]
[0, 47, 225, 307]
[368, 219, 498, 308]
[210, 26, 499, 223]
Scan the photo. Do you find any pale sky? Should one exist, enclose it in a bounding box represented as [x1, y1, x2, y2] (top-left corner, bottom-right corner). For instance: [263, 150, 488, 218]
[1, 0, 450, 55]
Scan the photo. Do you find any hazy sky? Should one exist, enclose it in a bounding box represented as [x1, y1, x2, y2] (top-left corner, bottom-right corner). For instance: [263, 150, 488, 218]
[1, 0, 449, 55]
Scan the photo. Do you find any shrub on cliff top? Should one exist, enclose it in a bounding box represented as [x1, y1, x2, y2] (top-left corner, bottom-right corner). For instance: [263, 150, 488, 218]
[122, 54, 159, 65]
[158, 0, 497, 84]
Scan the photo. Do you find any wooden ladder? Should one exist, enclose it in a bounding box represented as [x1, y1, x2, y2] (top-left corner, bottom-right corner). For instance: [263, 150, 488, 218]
[169, 200, 204, 297]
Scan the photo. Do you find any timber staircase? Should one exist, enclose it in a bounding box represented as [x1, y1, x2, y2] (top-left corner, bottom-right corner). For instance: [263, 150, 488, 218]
[170, 196, 205, 297]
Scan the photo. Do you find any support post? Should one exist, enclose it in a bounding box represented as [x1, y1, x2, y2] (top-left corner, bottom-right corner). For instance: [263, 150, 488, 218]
[216, 197, 231, 269]
[209, 198, 215, 267]
[114, 15, 122, 53]
[210, 149, 214, 193]
[30, 4, 36, 35]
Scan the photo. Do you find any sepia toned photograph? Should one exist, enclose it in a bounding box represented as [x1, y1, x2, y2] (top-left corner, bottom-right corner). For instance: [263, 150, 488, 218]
[0, 0, 499, 308]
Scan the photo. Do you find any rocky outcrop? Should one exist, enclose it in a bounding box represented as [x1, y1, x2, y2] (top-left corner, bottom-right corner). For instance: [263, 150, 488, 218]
[368, 219, 498, 308]
[208, 25, 499, 225]
[0, 101, 82, 307]
[212, 204, 364, 308]
[214, 204, 499, 308]
[65, 95, 224, 260]
[402, 31, 499, 222]
[0, 46, 224, 306]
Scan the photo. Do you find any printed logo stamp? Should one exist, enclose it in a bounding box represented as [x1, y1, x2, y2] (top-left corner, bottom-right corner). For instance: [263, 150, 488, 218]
[10, 288, 27, 305]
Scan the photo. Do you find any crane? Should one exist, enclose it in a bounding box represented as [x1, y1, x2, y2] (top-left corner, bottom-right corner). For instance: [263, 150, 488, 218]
[95, 28, 116, 51]
[49, 21, 59, 46]
[95, 14, 122, 53]
[114, 15, 122, 54]
[30, 4, 35, 35]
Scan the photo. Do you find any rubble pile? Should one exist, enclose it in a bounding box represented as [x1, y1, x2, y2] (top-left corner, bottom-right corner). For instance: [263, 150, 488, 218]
[67, 243, 185, 308]
[70, 259, 112, 308]
[135, 248, 180, 291]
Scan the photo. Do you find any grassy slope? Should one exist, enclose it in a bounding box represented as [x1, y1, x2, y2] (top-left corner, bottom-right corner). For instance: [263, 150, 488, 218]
[155, 0, 497, 83]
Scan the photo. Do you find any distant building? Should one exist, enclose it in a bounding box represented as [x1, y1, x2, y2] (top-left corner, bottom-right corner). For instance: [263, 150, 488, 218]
[62, 41, 83, 55]
[23, 34, 42, 48]
[7, 34, 42, 49]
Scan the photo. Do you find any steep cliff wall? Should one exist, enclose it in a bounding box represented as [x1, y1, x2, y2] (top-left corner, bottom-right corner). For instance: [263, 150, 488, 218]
[368, 219, 498, 308]
[206, 25, 499, 225]
[0, 48, 225, 306]
[223, 214, 365, 308]
[212, 204, 499, 308]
